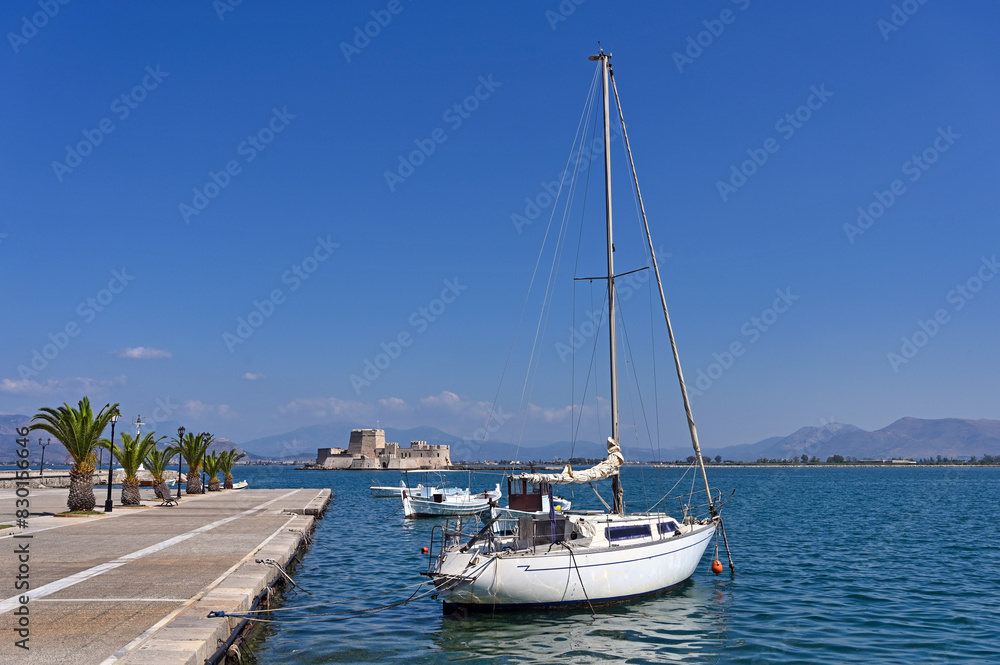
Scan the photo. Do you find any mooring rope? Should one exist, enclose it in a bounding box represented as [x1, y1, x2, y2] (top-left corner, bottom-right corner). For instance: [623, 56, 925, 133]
[563, 543, 596, 616]
[209, 557, 498, 624]
[255, 559, 313, 595]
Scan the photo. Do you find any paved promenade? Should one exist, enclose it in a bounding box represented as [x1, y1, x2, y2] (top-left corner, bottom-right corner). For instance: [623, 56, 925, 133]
[0, 486, 330, 665]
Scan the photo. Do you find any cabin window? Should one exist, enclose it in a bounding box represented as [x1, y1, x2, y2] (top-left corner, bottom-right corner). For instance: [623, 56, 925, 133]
[605, 524, 651, 541]
[658, 521, 679, 534]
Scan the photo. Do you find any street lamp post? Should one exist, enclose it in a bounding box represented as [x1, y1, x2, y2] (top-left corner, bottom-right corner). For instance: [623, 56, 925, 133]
[104, 412, 120, 513]
[38, 438, 51, 476]
[176, 426, 185, 501]
[201, 432, 209, 493]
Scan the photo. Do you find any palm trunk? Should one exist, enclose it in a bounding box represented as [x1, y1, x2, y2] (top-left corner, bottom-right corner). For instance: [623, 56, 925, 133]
[224, 473, 233, 490]
[186, 468, 203, 494]
[121, 478, 142, 505]
[153, 481, 169, 500]
[67, 469, 96, 512]
[208, 477, 221, 491]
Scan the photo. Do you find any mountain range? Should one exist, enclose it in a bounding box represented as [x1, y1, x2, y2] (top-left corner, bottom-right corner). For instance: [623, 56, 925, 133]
[3, 414, 999, 463]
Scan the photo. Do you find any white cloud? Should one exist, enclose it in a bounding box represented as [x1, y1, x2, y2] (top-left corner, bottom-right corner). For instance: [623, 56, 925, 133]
[114, 347, 173, 360]
[242, 372, 266, 381]
[0, 375, 127, 396]
[277, 396, 375, 422]
[182, 400, 238, 420]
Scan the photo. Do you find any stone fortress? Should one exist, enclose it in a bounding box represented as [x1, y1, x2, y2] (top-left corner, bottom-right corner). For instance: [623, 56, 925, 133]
[314, 428, 451, 470]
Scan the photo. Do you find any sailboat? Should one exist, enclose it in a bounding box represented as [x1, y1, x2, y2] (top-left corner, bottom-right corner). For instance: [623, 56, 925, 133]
[423, 50, 732, 611]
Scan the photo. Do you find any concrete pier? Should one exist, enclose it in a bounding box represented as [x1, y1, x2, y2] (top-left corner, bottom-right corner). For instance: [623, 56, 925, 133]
[0, 485, 330, 664]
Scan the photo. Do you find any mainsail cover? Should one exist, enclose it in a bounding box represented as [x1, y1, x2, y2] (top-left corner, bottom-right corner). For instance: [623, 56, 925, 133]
[512, 437, 624, 485]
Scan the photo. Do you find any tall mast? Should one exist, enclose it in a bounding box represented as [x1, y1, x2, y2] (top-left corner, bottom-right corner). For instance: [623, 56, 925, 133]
[608, 66, 716, 516]
[591, 49, 624, 515]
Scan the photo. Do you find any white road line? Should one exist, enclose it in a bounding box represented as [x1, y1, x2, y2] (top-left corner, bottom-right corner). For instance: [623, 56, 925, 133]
[0, 489, 301, 614]
[100, 512, 301, 665]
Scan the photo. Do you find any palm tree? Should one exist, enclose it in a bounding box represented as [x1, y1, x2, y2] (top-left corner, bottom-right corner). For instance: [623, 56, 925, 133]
[175, 432, 213, 494]
[29, 397, 120, 512]
[218, 449, 247, 489]
[203, 452, 223, 491]
[145, 444, 177, 499]
[102, 432, 164, 505]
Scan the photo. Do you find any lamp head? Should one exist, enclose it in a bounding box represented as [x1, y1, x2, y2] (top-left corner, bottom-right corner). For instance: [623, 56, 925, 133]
[178, 426, 186, 438]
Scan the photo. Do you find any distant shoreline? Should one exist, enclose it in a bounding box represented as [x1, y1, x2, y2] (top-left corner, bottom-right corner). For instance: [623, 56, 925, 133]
[292, 463, 1000, 471]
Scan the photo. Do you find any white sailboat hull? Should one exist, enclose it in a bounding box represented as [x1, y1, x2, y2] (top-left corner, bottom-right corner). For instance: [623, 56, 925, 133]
[430, 518, 716, 609]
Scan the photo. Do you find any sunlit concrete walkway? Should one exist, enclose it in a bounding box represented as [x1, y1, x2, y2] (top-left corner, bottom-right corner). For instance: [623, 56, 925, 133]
[0, 486, 330, 665]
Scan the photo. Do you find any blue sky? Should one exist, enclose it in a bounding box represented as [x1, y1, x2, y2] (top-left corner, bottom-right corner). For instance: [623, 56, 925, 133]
[2, 1, 998, 455]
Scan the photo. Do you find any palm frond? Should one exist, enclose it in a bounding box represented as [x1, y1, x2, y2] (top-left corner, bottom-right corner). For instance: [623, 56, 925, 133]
[203, 451, 223, 482]
[29, 397, 120, 473]
[174, 431, 214, 473]
[144, 444, 178, 482]
[218, 449, 247, 476]
[106, 432, 165, 480]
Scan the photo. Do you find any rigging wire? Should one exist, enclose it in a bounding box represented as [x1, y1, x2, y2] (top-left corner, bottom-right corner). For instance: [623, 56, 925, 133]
[510, 65, 601, 463]
[615, 294, 660, 482]
[479, 65, 600, 463]
[569, 85, 603, 460]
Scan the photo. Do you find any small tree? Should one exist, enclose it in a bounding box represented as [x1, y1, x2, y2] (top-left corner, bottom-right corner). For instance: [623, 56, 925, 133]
[218, 449, 247, 489]
[145, 444, 177, 499]
[714, 455, 723, 464]
[175, 432, 213, 494]
[103, 432, 163, 505]
[203, 452, 222, 491]
[29, 398, 120, 512]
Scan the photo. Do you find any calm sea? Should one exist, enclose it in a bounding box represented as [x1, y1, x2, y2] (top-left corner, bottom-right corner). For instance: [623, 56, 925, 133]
[227, 465, 998, 664]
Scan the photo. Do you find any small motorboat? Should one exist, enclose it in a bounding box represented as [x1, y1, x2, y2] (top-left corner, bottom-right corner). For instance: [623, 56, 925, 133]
[402, 483, 502, 519]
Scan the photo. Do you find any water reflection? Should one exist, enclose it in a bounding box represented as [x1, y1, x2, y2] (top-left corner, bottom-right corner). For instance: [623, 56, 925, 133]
[431, 579, 728, 664]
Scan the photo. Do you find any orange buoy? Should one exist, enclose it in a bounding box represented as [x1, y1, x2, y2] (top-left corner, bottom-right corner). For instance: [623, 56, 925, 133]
[711, 559, 724, 575]
[421, 547, 429, 554]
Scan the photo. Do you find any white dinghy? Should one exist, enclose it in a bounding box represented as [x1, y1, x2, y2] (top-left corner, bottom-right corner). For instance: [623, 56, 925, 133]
[400, 470, 502, 519]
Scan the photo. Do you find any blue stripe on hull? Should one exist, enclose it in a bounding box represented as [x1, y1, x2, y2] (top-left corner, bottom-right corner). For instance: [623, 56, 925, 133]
[441, 578, 695, 614]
